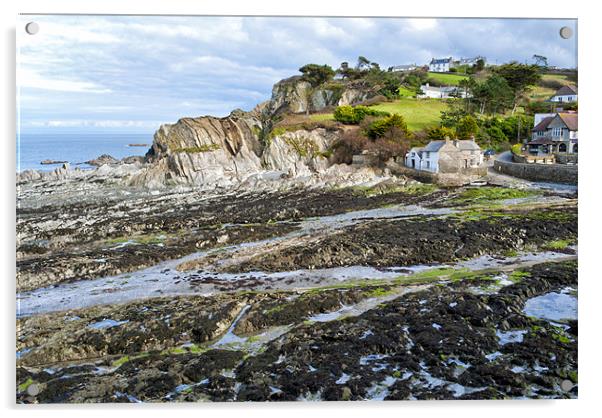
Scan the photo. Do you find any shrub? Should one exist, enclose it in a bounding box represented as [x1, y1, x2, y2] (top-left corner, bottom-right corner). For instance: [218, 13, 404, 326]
[331, 129, 369, 164]
[365, 138, 405, 162]
[427, 126, 456, 140]
[511, 143, 523, 155]
[455, 115, 479, 139]
[333, 105, 390, 124]
[365, 114, 409, 140]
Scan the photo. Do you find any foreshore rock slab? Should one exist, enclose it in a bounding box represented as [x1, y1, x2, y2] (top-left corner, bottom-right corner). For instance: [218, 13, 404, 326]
[16, 260, 577, 402]
[215, 207, 577, 274]
[17, 184, 446, 292]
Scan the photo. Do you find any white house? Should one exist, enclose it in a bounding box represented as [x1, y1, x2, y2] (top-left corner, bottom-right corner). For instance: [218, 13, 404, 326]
[418, 83, 470, 99]
[405, 138, 484, 173]
[549, 85, 578, 102]
[429, 57, 453, 73]
[390, 64, 418, 72]
[458, 56, 486, 66]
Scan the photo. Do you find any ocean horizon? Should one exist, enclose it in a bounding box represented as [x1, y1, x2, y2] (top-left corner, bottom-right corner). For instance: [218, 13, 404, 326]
[16, 133, 153, 172]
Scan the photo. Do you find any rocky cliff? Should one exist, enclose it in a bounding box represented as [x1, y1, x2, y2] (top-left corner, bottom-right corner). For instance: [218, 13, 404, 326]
[19, 75, 387, 190]
[268, 75, 378, 115]
[134, 105, 352, 187]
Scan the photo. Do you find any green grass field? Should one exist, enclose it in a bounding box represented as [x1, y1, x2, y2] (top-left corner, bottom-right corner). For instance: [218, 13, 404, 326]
[309, 98, 447, 131]
[369, 98, 447, 131]
[427, 72, 469, 86]
[530, 73, 574, 100]
[397, 86, 416, 97]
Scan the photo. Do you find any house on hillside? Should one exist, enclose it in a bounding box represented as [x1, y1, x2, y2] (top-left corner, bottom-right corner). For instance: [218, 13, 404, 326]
[527, 112, 578, 155]
[389, 64, 418, 72]
[429, 57, 454, 72]
[405, 137, 484, 173]
[458, 56, 486, 66]
[549, 85, 578, 102]
[418, 83, 470, 99]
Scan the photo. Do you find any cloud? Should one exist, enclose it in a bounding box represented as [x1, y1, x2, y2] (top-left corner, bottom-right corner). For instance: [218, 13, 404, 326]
[19, 68, 112, 93]
[17, 15, 577, 133]
[408, 18, 438, 31]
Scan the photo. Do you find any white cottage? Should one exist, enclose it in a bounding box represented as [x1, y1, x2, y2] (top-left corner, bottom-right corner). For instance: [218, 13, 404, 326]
[405, 138, 484, 173]
[549, 85, 578, 103]
[428, 57, 453, 73]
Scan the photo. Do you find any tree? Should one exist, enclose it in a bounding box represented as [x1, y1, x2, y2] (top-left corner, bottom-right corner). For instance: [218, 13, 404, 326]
[356, 56, 371, 71]
[493, 62, 541, 113]
[533, 54, 548, 68]
[472, 74, 514, 115]
[455, 115, 479, 139]
[474, 58, 485, 72]
[298, 64, 335, 87]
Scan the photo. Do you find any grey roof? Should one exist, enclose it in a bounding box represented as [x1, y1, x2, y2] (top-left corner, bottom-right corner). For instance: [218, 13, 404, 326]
[554, 85, 578, 96]
[430, 57, 453, 64]
[422, 140, 481, 152]
[456, 140, 482, 151]
[422, 141, 446, 152]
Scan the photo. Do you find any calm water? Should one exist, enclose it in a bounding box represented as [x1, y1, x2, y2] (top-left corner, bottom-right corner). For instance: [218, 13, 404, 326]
[17, 133, 153, 172]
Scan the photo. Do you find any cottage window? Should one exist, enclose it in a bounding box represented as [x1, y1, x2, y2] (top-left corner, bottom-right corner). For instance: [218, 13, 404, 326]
[426, 161, 430, 169]
[552, 127, 563, 137]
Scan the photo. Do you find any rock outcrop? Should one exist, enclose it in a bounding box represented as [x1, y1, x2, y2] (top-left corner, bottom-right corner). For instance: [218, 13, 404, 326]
[86, 154, 119, 167]
[132, 111, 263, 188]
[268, 76, 378, 115]
[18, 75, 385, 190]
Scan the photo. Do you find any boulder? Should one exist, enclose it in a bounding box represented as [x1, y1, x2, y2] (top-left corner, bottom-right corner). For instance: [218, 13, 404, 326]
[86, 154, 119, 167]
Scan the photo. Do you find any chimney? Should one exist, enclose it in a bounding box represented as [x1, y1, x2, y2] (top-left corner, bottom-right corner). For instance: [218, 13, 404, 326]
[453, 139, 459, 148]
[444, 135, 450, 143]
[470, 135, 475, 142]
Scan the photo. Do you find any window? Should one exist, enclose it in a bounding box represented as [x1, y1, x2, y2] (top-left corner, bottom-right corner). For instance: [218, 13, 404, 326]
[426, 161, 430, 169]
[552, 127, 563, 137]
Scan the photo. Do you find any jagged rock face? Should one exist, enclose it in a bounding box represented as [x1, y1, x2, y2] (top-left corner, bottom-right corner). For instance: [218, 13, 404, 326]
[261, 129, 335, 177]
[137, 113, 264, 188]
[269, 76, 376, 114]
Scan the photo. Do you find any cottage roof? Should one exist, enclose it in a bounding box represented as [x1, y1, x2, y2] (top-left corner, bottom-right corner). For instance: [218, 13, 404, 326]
[528, 138, 555, 145]
[558, 113, 578, 131]
[554, 85, 578, 96]
[422, 141, 446, 152]
[430, 57, 453, 65]
[456, 140, 481, 151]
[532, 116, 554, 132]
[422, 139, 481, 152]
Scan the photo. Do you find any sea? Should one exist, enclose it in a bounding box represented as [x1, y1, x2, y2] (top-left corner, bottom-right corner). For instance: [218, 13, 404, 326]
[17, 133, 153, 172]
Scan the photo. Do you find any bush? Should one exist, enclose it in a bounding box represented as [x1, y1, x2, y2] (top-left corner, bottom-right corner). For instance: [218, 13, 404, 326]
[333, 105, 390, 125]
[365, 138, 405, 163]
[365, 114, 409, 140]
[511, 143, 523, 155]
[331, 129, 369, 164]
[427, 126, 456, 140]
[455, 115, 479, 139]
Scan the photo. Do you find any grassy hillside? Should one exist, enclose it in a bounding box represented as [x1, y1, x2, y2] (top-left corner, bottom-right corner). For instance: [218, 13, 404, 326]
[369, 99, 447, 131]
[427, 72, 469, 86]
[310, 98, 446, 132]
[530, 73, 576, 100]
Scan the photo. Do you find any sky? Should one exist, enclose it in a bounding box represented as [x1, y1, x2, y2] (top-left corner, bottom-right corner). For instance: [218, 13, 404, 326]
[17, 16, 577, 134]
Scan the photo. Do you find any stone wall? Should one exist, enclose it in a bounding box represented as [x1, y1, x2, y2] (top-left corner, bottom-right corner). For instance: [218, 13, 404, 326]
[513, 154, 556, 164]
[554, 153, 578, 165]
[493, 159, 578, 185]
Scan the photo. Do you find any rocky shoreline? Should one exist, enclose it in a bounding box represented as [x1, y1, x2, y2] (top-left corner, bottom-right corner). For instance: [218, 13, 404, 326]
[16, 170, 578, 402]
